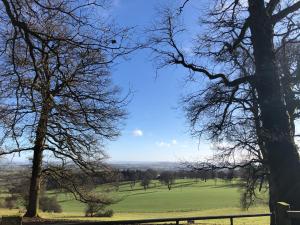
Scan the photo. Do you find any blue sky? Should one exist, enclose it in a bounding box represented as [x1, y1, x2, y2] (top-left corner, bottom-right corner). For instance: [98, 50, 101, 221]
[1, 0, 213, 164]
[104, 0, 212, 162]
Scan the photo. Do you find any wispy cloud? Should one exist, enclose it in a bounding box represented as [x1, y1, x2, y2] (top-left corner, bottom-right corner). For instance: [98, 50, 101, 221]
[132, 129, 143, 137]
[156, 139, 178, 148]
[156, 141, 171, 148]
[171, 139, 177, 145]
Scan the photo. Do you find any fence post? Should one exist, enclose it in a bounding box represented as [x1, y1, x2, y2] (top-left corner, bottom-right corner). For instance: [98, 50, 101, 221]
[276, 202, 291, 225]
[230, 217, 233, 225]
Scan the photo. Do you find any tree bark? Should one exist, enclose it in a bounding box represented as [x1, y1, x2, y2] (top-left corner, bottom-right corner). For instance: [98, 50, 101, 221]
[248, 1, 300, 224]
[24, 97, 52, 217]
[24, 143, 43, 217]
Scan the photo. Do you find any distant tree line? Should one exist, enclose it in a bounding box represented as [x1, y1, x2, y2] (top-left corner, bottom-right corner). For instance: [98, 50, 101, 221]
[109, 167, 253, 191]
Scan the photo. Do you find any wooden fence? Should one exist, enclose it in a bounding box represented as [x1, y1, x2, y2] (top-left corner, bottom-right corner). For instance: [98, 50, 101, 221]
[1, 213, 271, 225]
[275, 202, 300, 225]
[61, 213, 271, 225]
[4, 201, 300, 225]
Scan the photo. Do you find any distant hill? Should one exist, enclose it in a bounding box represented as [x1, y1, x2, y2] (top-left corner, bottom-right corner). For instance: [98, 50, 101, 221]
[109, 161, 184, 171]
[0, 160, 185, 171]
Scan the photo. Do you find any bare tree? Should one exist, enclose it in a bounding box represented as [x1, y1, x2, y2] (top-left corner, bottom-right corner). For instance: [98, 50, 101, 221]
[140, 176, 151, 190]
[186, 41, 300, 209]
[159, 171, 175, 190]
[0, 0, 134, 217]
[149, 1, 300, 224]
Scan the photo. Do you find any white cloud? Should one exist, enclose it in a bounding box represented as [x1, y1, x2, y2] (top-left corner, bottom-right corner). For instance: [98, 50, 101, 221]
[156, 139, 178, 148]
[171, 139, 177, 145]
[132, 129, 143, 137]
[156, 141, 171, 148]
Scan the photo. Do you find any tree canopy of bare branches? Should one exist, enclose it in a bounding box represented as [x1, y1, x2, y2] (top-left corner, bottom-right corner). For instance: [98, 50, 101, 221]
[0, 0, 135, 217]
[149, 1, 300, 225]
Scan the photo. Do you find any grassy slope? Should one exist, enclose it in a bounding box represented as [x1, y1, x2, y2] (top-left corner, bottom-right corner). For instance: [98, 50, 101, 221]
[55, 179, 267, 213]
[0, 208, 270, 225]
[0, 179, 270, 224]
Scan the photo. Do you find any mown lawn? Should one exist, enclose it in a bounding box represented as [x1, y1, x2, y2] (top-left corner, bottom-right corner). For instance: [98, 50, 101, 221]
[0, 179, 270, 224]
[0, 207, 270, 225]
[53, 179, 268, 213]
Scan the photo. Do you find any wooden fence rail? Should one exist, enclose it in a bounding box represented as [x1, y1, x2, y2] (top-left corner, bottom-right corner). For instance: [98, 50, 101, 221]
[1, 213, 271, 225]
[40, 213, 271, 225]
[5, 202, 300, 225]
[275, 202, 300, 225]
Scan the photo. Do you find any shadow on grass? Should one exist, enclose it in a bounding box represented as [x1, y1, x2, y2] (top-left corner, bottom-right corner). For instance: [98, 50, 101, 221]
[118, 180, 214, 193]
[121, 190, 160, 198]
[210, 182, 240, 189]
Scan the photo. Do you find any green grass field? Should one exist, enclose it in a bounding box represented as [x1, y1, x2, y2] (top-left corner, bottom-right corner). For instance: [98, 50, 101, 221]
[0, 179, 270, 224]
[54, 179, 268, 213]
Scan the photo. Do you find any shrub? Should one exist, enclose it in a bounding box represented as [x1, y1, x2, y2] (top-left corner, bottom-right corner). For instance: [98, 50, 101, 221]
[85, 202, 113, 217]
[85, 202, 103, 217]
[95, 209, 114, 217]
[39, 196, 62, 213]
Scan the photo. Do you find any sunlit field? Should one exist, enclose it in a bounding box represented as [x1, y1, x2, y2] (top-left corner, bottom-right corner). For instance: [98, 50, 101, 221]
[0, 179, 270, 224]
[55, 179, 267, 213]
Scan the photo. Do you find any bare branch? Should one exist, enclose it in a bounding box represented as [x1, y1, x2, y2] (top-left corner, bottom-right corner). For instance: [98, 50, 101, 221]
[272, 1, 300, 23]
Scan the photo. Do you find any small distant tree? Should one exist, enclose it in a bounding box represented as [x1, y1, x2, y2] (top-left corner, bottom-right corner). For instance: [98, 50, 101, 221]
[140, 176, 151, 190]
[226, 170, 235, 183]
[129, 171, 138, 189]
[140, 169, 157, 190]
[217, 171, 227, 181]
[111, 170, 123, 191]
[159, 171, 175, 190]
[45, 176, 60, 191]
[146, 169, 158, 180]
[212, 171, 217, 185]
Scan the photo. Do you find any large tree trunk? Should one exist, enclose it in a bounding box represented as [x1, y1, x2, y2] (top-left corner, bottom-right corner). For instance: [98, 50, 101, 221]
[24, 144, 43, 217]
[24, 98, 51, 217]
[248, 1, 300, 224]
